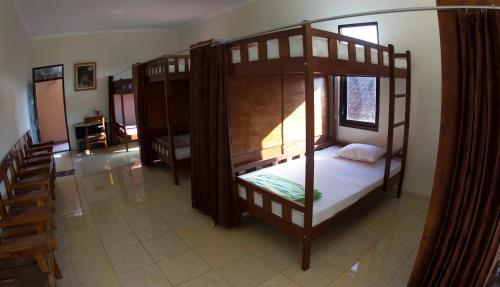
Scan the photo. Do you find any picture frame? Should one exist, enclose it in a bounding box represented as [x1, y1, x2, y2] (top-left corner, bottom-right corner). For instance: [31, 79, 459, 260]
[74, 62, 97, 91]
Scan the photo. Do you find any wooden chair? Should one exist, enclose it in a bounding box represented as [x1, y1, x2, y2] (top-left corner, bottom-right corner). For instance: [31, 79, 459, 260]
[1, 157, 56, 229]
[0, 164, 60, 285]
[16, 141, 55, 172]
[24, 131, 54, 149]
[84, 116, 108, 154]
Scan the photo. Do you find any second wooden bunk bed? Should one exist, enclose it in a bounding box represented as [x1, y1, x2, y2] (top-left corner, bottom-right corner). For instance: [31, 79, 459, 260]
[108, 77, 138, 151]
[225, 23, 411, 270]
[133, 55, 191, 185]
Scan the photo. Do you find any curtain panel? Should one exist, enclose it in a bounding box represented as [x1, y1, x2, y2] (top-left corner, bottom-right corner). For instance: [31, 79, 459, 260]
[410, 9, 499, 287]
[189, 43, 240, 227]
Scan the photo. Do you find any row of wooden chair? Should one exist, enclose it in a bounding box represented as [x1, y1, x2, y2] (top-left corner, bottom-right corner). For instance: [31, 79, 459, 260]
[0, 131, 61, 286]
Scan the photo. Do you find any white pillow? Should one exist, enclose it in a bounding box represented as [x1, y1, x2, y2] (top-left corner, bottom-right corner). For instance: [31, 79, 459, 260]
[336, 143, 386, 163]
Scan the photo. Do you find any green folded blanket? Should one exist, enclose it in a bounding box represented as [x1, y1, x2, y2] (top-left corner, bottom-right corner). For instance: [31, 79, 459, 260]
[245, 173, 322, 204]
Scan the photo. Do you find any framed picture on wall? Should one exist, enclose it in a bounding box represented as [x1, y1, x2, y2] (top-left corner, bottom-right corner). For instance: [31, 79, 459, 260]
[74, 62, 96, 91]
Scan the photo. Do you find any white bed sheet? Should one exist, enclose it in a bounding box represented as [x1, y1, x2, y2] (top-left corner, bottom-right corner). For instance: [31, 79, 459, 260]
[237, 146, 401, 227]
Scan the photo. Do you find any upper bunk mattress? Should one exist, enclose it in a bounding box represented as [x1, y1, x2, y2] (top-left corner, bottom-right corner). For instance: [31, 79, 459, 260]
[237, 146, 401, 227]
[152, 134, 190, 160]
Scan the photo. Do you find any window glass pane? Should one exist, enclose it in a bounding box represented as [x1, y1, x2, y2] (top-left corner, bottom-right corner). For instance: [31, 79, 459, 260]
[34, 66, 63, 82]
[339, 23, 379, 128]
[339, 25, 378, 44]
[346, 77, 376, 123]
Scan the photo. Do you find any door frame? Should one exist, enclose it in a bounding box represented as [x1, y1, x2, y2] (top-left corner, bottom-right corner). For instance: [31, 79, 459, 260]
[32, 64, 70, 152]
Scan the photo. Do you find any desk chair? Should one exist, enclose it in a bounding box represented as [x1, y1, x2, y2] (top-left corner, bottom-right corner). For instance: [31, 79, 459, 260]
[84, 116, 108, 154]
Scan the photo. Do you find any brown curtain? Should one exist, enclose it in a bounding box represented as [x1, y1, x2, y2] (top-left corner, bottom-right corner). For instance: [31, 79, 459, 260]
[409, 9, 499, 287]
[189, 43, 240, 227]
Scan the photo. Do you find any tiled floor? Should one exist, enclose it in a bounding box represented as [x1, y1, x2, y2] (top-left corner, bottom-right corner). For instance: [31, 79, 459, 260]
[53, 143, 429, 287]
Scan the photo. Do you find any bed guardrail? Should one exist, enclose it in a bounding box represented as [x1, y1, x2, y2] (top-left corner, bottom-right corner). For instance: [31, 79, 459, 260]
[228, 27, 407, 78]
[144, 55, 191, 81]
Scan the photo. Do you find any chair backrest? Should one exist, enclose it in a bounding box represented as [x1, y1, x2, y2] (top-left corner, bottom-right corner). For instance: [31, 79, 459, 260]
[0, 157, 13, 216]
[25, 131, 34, 146]
[84, 115, 106, 136]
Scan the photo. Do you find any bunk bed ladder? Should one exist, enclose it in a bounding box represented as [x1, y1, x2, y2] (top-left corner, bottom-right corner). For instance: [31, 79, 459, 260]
[383, 48, 411, 198]
[396, 51, 411, 198]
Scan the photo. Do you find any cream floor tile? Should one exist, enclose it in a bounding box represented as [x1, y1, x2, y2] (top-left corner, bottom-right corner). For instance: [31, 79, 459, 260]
[130, 217, 173, 242]
[315, 240, 367, 271]
[327, 272, 375, 287]
[282, 257, 342, 287]
[388, 220, 424, 244]
[252, 241, 300, 272]
[258, 274, 301, 287]
[107, 243, 153, 274]
[100, 228, 140, 251]
[174, 222, 223, 248]
[117, 265, 171, 287]
[194, 238, 248, 268]
[400, 207, 428, 227]
[410, 198, 430, 211]
[405, 248, 419, 267]
[72, 254, 115, 284]
[336, 226, 383, 249]
[95, 216, 131, 234]
[78, 276, 122, 287]
[349, 252, 402, 286]
[369, 235, 416, 263]
[157, 251, 211, 285]
[225, 226, 273, 252]
[177, 272, 231, 287]
[217, 255, 276, 287]
[388, 264, 413, 287]
[143, 234, 190, 261]
[357, 211, 400, 234]
[69, 240, 107, 262]
[163, 210, 206, 230]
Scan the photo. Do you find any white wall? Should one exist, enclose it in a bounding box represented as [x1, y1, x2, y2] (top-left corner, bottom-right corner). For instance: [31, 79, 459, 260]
[31, 30, 179, 149]
[0, 0, 31, 157]
[178, 0, 442, 197]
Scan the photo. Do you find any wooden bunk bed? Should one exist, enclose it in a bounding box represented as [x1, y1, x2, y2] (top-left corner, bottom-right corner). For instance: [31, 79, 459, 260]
[227, 24, 411, 270]
[108, 77, 138, 151]
[133, 55, 191, 185]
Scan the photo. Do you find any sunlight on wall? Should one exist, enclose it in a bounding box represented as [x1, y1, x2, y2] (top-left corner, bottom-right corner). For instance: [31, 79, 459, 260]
[259, 83, 326, 152]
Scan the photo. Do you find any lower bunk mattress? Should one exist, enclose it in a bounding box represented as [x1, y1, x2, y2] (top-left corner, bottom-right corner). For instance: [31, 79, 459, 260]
[237, 146, 401, 227]
[152, 134, 190, 160]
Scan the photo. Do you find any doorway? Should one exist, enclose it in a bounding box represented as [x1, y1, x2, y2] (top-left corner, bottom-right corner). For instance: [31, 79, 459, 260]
[32, 65, 70, 153]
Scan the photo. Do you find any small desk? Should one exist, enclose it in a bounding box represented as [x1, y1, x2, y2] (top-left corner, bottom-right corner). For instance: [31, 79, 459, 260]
[73, 120, 110, 152]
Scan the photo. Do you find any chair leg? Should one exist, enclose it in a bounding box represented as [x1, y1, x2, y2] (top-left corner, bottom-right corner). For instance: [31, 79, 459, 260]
[53, 257, 62, 279]
[35, 254, 49, 273]
[125, 138, 129, 152]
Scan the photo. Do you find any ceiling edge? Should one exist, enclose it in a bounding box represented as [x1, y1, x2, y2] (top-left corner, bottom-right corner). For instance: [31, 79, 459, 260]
[31, 28, 176, 41]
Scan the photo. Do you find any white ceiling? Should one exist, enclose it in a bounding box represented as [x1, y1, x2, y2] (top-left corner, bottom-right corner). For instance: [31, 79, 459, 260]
[16, 0, 250, 37]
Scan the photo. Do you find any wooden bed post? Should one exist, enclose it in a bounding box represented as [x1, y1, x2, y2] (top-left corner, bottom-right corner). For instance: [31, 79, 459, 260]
[119, 93, 128, 151]
[397, 51, 411, 198]
[164, 58, 179, 185]
[383, 45, 396, 191]
[108, 76, 116, 145]
[302, 23, 315, 271]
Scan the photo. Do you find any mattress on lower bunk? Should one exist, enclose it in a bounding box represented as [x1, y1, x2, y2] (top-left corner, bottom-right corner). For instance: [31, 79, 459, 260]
[237, 146, 401, 227]
[152, 134, 190, 160]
